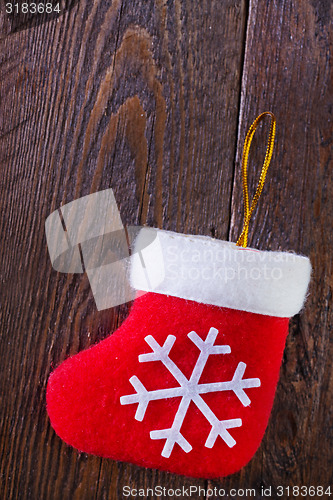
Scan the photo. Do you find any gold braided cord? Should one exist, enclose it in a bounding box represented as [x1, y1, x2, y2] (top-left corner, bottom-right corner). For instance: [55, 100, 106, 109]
[236, 111, 276, 248]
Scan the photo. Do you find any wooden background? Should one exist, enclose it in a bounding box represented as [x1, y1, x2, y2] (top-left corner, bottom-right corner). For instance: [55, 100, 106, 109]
[0, 0, 332, 498]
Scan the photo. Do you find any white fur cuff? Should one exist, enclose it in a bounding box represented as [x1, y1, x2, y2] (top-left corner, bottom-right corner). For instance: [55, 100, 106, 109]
[130, 228, 311, 318]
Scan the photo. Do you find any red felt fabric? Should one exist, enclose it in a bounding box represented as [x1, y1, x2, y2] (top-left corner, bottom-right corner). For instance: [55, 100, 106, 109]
[47, 292, 289, 478]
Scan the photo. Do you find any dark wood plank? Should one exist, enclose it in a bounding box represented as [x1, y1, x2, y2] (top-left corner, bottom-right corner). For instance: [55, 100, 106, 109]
[0, 0, 247, 498]
[211, 0, 333, 495]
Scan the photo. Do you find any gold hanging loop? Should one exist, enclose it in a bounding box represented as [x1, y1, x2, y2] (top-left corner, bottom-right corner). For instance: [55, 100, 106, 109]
[236, 111, 276, 248]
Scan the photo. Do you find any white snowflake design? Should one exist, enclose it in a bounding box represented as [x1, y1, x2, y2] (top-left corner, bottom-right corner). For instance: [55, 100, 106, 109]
[120, 327, 261, 458]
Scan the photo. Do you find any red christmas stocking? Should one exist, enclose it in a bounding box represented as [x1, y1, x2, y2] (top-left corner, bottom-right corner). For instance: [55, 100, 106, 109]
[47, 228, 311, 478]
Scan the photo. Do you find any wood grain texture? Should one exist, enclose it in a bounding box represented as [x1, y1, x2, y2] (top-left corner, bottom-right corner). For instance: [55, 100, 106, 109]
[0, 0, 331, 498]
